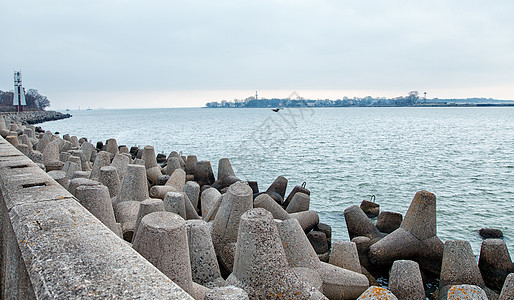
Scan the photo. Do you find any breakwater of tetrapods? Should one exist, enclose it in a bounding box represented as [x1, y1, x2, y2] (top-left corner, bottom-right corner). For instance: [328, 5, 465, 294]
[0, 114, 512, 299]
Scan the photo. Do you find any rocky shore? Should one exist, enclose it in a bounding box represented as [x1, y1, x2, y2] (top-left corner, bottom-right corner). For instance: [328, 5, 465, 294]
[2, 115, 513, 300]
[0, 110, 72, 125]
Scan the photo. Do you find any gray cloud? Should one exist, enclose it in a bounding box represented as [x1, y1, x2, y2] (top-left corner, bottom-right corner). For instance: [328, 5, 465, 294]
[1, 0, 513, 108]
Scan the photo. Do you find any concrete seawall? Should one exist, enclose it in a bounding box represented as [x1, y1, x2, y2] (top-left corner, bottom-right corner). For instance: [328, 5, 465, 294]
[0, 137, 193, 299]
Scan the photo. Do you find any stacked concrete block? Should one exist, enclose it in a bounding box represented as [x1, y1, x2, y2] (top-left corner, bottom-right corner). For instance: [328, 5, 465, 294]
[194, 161, 215, 186]
[47, 170, 69, 190]
[265, 175, 288, 205]
[375, 211, 403, 234]
[110, 153, 130, 180]
[114, 201, 141, 242]
[285, 192, 310, 213]
[184, 181, 200, 212]
[211, 158, 240, 191]
[149, 169, 186, 199]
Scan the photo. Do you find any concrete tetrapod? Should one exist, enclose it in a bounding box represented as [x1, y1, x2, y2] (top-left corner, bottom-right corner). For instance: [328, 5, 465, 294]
[141, 145, 162, 184]
[499, 273, 514, 300]
[368, 191, 444, 275]
[113, 164, 149, 206]
[186, 220, 225, 288]
[329, 241, 361, 273]
[132, 212, 195, 297]
[47, 170, 69, 190]
[75, 184, 122, 238]
[185, 155, 197, 175]
[133, 198, 165, 238]
[98, 166, 120, 198]
[105, 138, 118, 156]
[149, 168, 186, 199]
[163, 191, 187, 219]
[184, 181, 200, 212]
[165, 156, 181, 176]
[211, 158, 241, 191]
[447, 285, 487, 300]
[110, 153, 130, 180]
[254, 193, 320, 232]
[438, 240, 486, 300]
[114, 201, 141, 242]
[89, 151, 111, 180]
[277, 218, 369, 299]
[375, 211, 403, 234]
[265, 175, 288, 204]
[286, 192, 310, 213]
[478, 238, 514, 292]
[211, 182, 253, 272]
[226, 208, 311, 299]
[204, 286, 248, 299]
[67, 178, 100, 196]
[201, 187, 222, 222]
[194, 160, 215, 186]
[388, 260, 425, 300]
[356, 286, 398, 300]
[343, 205, 385, 242]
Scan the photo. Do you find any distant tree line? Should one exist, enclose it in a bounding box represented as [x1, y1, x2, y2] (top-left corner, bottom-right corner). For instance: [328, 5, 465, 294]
[0, 89, 50, 111]
[206, 91, 512, 108]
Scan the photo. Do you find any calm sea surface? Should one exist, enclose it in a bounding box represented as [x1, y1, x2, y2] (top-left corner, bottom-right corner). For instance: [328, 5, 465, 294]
[42, 107, 514, 254]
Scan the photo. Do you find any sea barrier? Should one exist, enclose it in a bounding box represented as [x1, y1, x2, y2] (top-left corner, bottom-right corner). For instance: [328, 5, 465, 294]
[0, 111, 72, 125]
[1, 116, 513, 299]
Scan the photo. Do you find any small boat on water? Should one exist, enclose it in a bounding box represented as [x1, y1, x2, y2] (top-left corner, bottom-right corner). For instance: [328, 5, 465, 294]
[65, 109, 70, 111]
[272, 108, 280, 112]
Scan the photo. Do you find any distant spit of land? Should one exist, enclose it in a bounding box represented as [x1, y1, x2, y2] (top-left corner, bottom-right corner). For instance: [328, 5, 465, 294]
[205, 94, 514, 108]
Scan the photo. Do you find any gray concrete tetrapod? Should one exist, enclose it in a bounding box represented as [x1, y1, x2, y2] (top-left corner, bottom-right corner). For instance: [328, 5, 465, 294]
[478, 238, 514, 292]
[254, 193, 319, 232]
[185, 155, 197, 175]
[163, 191, 187, 219]
[439, 240, 485, 299]
[277, 218, 369, 299]
[357, 287, 398, 300]
[99, 166, 120, 198]
[329, 241, 361, 273]
[343, 205, 385, 242]
[388, 260, 425, 300]
[114, 164, 149, 206]
[201, 187, 222, 221]
[212, 182, 253, 272]
[184, 181, 200, 212]
[165, 156, 182, 176]
[499, 273, 514, 300]
[226, 208, 311, 299]
[67, 178, 101, 196]
[447, 285, 487, 300]
[47, 170, 69, 190]
[105, 138, 118, 156]
[368, 191, 444, 275]
[186, 220, 225, 288]
[141, 145, 162, 184]
[75, 184, 122, 237]
[286, 192, 310, 213]
[133, 198, 165, 239]
[114, 200, 141, 242]
[132, 211, 194, 295]
[204, 286, 248, 300]
[110, 153, 130, 180]
[89, 151, 111, 180]
[266, 175, 288, 199]
[194, 161, 215, 186]
[376, 211, 403, 234]
[149, 168, 186, 199]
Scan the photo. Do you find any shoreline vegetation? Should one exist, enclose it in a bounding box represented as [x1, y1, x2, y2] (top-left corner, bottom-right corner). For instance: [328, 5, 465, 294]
[205, 91, 514, 108]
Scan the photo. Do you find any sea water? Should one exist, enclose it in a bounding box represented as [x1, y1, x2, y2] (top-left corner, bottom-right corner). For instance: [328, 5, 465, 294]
[43, 107, 514, 254]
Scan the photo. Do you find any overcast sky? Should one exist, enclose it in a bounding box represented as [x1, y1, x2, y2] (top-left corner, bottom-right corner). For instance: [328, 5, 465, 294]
[2, 0, 514, 109]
